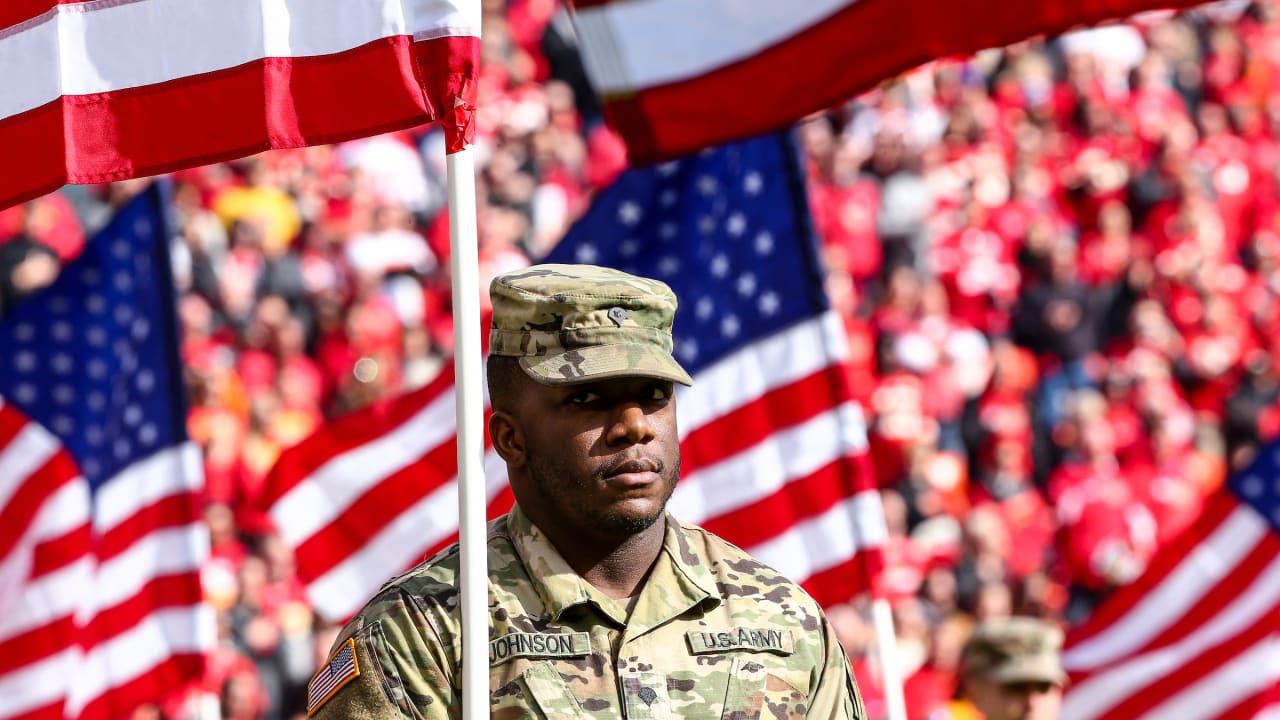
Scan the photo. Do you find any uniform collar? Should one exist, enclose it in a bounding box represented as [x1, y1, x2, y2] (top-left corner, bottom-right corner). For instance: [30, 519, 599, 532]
[506, 505, 722, 627]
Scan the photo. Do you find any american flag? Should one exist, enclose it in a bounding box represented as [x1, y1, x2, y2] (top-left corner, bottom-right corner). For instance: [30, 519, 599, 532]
[0, 1, 479, 211]
[0, 186, 210, 720]
[264, 132, 886, 622]
[307, 639, 360, 715]
[1062, 438, 1280, 718]
[570, 0, 1203, 163]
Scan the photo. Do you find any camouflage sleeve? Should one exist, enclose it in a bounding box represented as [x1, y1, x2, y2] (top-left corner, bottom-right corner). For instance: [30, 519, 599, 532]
[310, 589, 459, 720]
[805, 613, 868, 720]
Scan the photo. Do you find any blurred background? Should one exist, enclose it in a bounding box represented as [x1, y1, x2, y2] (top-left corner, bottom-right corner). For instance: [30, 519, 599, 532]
[4, 1, 1279, 718]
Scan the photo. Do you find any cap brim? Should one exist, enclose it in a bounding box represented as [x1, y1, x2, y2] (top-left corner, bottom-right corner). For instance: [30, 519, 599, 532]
[519, 342, 694, 386]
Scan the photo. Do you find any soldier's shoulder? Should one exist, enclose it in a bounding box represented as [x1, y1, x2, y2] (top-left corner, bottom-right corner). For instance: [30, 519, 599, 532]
[353, 515, 518, 624]
[675, 520, 822, 611]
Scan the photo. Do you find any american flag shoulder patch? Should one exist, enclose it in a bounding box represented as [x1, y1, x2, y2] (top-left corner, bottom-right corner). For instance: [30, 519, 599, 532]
[308, 638, 361, 716]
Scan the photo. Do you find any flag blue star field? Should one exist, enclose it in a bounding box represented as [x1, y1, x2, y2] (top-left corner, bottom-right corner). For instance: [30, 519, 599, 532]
[545, 136, 829, 374]
[1063, 437, 1280, 718]
[264, 132, 886, 622]
[0, 186, 209, 720]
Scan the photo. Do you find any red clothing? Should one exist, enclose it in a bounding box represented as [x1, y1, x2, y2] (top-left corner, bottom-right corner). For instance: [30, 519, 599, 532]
[973, 488, 1056, 580]
[1050, 459, 1158, 591]
[930, 225, 1019, 335]
[811, 177, 883, 282]
[876, 535, 929, 602]
[869, 371, 932, 485]
[905, 665, 959, 720]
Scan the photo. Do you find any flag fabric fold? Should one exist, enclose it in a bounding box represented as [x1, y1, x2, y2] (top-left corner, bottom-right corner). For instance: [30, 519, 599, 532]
[570, 0, 1205, 163]
[0, 184, 210, 720]
[0, 0, 480, 211]
[264, 132, 887, 623]
[1061, 438, 1280, 720]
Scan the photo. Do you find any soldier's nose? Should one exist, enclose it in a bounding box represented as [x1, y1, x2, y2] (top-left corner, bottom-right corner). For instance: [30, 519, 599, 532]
[609, 402, 655, 445]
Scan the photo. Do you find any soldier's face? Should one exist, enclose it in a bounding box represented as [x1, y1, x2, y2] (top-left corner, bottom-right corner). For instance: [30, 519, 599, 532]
[510, 374, 681, 539]
[970, 678, 1062, 720]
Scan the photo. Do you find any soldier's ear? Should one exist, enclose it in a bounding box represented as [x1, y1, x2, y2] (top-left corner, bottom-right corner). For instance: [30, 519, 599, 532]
[489, 411, 526, 467]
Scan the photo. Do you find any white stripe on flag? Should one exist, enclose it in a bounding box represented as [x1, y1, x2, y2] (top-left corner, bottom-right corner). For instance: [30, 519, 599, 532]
[0, 603, 213, 719]
[0, 420, 62, 511]
[670, 402, 867, 522]
[272, 387, 460, 547]
[1135, 635, 1280, 720]
[94, 443, 204, 532]
[676, 313, 848, 438]
[0, 523, 205, 642]
[1063, 553, 1280, 720]
[0, 479, 89, 617]
[749, 491, 886, 581]
[1, 0, 480, 118]
[1062, 506, 1270, 669]
[574, 0, 854, 94]
[65, 603, 217, 717]
[304, 449, 508, 621]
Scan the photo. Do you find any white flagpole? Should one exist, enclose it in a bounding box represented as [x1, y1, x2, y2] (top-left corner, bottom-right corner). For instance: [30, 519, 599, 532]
[871, 598, 907, 720]
[446, 141, 488, 720]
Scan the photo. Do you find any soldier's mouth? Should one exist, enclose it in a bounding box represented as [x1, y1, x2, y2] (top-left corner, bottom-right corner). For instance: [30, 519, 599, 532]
[603, 457, 663, 487]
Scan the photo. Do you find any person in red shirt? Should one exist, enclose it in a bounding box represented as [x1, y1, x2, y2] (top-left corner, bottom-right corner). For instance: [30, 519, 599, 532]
[1048, 391, 1159, 593]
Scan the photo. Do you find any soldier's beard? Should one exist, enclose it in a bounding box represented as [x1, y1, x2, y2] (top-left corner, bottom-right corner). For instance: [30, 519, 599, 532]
[525, 449, 680, 538]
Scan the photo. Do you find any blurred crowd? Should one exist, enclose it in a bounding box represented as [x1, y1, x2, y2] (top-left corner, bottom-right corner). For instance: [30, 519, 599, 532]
[4, 1, 1280, 718]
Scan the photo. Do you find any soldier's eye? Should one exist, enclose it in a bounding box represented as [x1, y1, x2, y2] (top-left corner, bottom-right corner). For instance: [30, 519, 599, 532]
[567, 391, 600, 404]
[648, 384, 671, 401]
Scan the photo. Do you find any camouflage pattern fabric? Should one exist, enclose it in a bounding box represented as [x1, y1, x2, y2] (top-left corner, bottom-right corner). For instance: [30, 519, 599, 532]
[309, 504, 867, 719]
[962, 616, 1067, 687]
[488, 264, 694, 387]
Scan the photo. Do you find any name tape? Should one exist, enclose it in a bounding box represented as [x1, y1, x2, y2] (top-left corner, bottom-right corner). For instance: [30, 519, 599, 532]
[489, 632, 592, 665]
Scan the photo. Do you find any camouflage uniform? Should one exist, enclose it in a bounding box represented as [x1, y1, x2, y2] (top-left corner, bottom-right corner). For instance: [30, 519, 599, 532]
[307, 265, 867, 719]
[309, 504, 865, 719]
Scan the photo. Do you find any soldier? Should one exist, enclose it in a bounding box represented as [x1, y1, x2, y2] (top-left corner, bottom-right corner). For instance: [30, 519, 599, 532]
[957, 616, 1066, 720]
[308, 264, 867, 719]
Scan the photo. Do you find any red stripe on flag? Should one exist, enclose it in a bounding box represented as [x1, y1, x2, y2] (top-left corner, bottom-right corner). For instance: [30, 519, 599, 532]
[75, 653, 205, 720]
[293, 440, 459, 582]
[800, 556, 875, 608]
[260, 369, 456, 507]
[487, 486, 515, 522]
[0, 450, 79, 561]
[1218, 688, 1280, 720]
[386, 485, 519, 580]
[1065, 492, 1239, 648]
[0, 549, 203, 683]
[601, 0, 1205, 162]
[28, 523, 90, 580]
[96, 492, 202, 561]
[0, 34, 479, 210]
[1137, 532, 1280, 653]
[1098, 609, 1280, 719]
[679, 367, 852, 475]
[0, 0, 78, 32]
[698, 460, 853, 549]
[0, 616, 75, 677]
[84, 576, 206, 650]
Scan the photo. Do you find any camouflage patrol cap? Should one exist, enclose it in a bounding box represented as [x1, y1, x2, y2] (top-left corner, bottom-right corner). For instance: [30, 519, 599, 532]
[962, 617, 1067, 686]
[489, 264, 694, 386]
